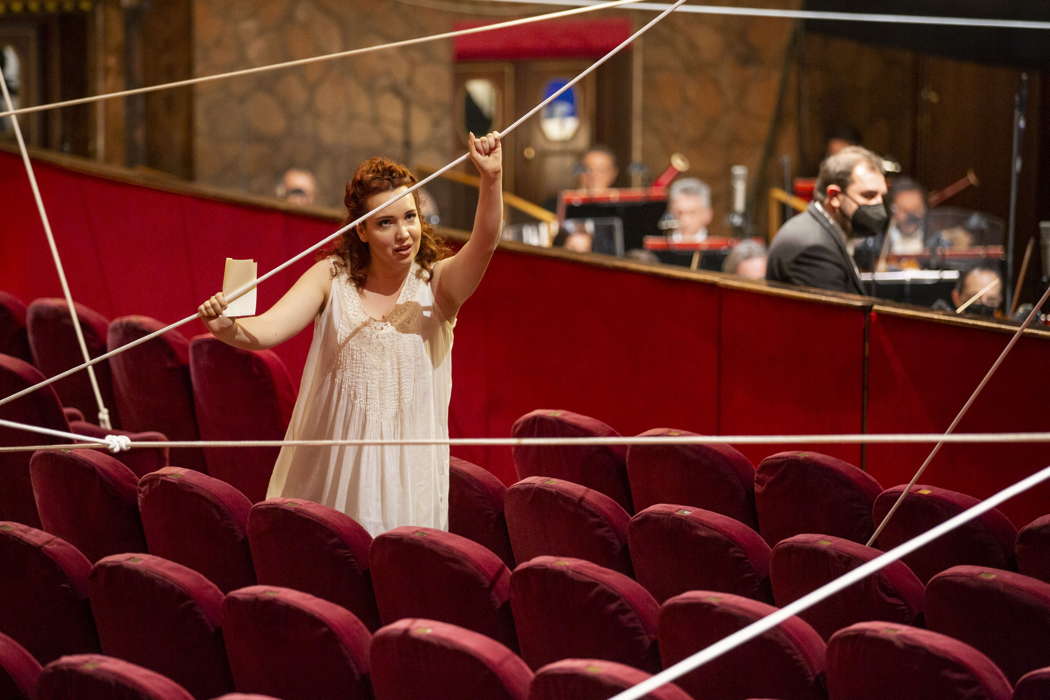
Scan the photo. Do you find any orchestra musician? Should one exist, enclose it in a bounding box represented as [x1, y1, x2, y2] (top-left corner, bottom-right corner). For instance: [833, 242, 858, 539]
[665, 177, 713, 243]
[766, 146, 888, 295]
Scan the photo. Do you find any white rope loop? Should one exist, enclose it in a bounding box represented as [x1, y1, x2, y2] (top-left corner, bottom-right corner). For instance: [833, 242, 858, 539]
[611, 460, 1050, 700]
[0, 70, 114, 430]
[103, 434, 132, 453]
[0, 0, 641, 120]
[0, 0, 687, 413]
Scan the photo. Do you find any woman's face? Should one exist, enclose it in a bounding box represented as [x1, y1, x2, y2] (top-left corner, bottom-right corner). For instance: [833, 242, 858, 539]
[357, 186, 422, 267]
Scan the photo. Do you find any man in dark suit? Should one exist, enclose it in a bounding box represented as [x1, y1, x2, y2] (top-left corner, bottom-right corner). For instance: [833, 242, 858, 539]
[767, 146, 889, 295]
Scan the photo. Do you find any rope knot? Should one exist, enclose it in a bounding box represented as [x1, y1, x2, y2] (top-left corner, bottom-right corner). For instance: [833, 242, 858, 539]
[104, 434, 132, 453]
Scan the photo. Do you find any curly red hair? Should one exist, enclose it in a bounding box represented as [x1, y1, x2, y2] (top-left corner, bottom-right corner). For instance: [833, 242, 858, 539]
[330, 157, 449, 288]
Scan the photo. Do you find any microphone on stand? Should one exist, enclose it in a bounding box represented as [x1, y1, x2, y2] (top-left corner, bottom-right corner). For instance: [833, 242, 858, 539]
[727, 165, 748, 236]
[1041, 221, 1050, 283]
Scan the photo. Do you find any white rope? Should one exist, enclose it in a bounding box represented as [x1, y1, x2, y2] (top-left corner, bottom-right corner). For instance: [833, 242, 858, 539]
[0, 417, 109, 448]
[867, 282, 1050, 546]
[0, 0, 687, 412]
[6, 425, 1050, 454]
[0, 0, 640, 120]
[611, 459, 1050, 700]
[490, 0, 1050, 30]
[0, 68, 114, 429]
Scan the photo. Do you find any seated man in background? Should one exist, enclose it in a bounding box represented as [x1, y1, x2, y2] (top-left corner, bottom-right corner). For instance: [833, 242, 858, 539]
[543, 144, 619, 212]
[665, 178, 714, 243]
[825, 124, 863, 158]
[552, 224, 593, 253]
[853, 176, 928, 270]
[275, 167, 318, 206]
[934, 264, 1002, 317]
[723, 239, 768, 280]
[767, 146, 888, 295]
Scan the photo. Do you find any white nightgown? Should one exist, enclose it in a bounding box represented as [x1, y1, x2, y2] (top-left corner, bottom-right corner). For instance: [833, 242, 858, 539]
[266, 260, 454, 537]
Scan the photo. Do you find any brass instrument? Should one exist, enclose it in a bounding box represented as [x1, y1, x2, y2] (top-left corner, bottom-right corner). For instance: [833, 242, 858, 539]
[652, 152, 690, 188]
[928, 169, 979, 207]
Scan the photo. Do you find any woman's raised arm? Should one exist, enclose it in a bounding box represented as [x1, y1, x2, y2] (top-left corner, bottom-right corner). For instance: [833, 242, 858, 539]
[433, 131, 503, 318]
[197, 257, 333, 350]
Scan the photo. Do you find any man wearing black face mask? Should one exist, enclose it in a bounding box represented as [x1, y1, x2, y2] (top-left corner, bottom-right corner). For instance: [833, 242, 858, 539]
[767, 146, 889, 294]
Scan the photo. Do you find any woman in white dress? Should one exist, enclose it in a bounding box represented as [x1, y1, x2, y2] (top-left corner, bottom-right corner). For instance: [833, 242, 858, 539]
[197, 132, 503, 536]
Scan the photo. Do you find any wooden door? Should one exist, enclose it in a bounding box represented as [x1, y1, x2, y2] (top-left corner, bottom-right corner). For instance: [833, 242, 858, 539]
[514, 60, 596, 207]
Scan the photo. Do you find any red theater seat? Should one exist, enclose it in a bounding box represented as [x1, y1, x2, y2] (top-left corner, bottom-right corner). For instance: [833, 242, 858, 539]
[529, 658, 692, 700]
[370, 526, 516, 649]
[0, 291, 32, 363]
[0, 522, 98, 662]
[826, 622, 1011, 700]
[628, 504, 772, 603]
[0, 632, 41, 700]
[248, 498, 379, 630]
[222, 586, 372, 700]
[35, 654, 193, 700]
[1016, 514, 1050, 584]
[108, 315, 205, 470]
[511, 409, 632, 511]
[505, 476, 632, 575]
[0, 354, 167, 526]
[89, 553, 233, 699]
[510, 556, 660, 672]
[872, 485, 1017, 582]
[139, 467, 255, 593]
[371, 618, 532, 700]
[211, 695, 283, 700]
[30, 449, 146, 562]
[925, 566, 1050, 684]
[26, 298, 120, 426]
[1014, 666, 1050, 700]
[755, 451, 882, 546]
[627, 428, 757, 526]
[189, 336, 296, 502]
[449, 456, 514, 567]
[658, 590, 827, 700]
[769, 534, 924, 639]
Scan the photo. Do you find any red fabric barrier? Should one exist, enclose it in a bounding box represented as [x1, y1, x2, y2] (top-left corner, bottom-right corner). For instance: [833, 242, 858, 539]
[719, 286, 868, 467]
[453, 18, 632, 61]
[866, 312, 1050, 526]
[4, 152, 1050, 526]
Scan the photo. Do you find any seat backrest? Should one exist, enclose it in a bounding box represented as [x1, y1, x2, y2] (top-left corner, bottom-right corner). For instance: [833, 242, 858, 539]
[872, 485, 1017, 582]
[628, 504, 772, 603]
[371, 618, 532, 700]
[529, 658, 693, 700]
[506, 476, 632, 575]
[0, 522, 98, 663]
[189, 336, 296, 502]
[449, 456, 514, 567]
[222, 585, 372, 700]
[1017, 515, 1050, 584]
[248, 498, 379, 630]
[370, 526, 516, 649]
[755, 451, 883, 545]
[627, 429, 757, 526]
[30, 449, 146, 562]
[658, 590, 827, 700]
[89, 553, 233, 699]
[35, 654, 193, 700]
[826, 622, 1011, 700]
[926, 565, 1050, 684]
[0, 291, 32, 363]
[770, 533, 925, 639]
[0, 354, 69, 526]
[510, 556, 660, 672]
[26, 298, 118, 426]
[138, 467, 255, 593]
[511, 409, 632, 511]
[0, 632, 41, 700]
[107, 316, 204, 469]
[1014, 666, 1050, 700]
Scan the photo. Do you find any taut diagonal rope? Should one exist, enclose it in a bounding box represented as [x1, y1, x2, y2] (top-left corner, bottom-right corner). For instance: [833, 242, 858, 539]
[0, 0, 688, 412]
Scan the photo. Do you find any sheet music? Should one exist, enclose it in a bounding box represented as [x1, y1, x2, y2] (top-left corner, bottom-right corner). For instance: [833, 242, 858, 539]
[222, 258, 257, 317]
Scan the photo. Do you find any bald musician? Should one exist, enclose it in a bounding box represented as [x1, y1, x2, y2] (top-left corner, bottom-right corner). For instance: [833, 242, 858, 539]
[767, 146, 889, 295]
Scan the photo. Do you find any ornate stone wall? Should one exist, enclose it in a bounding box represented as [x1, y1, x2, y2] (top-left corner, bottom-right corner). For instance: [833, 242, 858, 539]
[192, 0, 800, 223]
[193, 0, 455, 207]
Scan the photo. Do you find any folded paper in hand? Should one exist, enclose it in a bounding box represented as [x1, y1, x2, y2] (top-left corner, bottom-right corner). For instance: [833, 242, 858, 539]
[222, 258, 258, 317]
